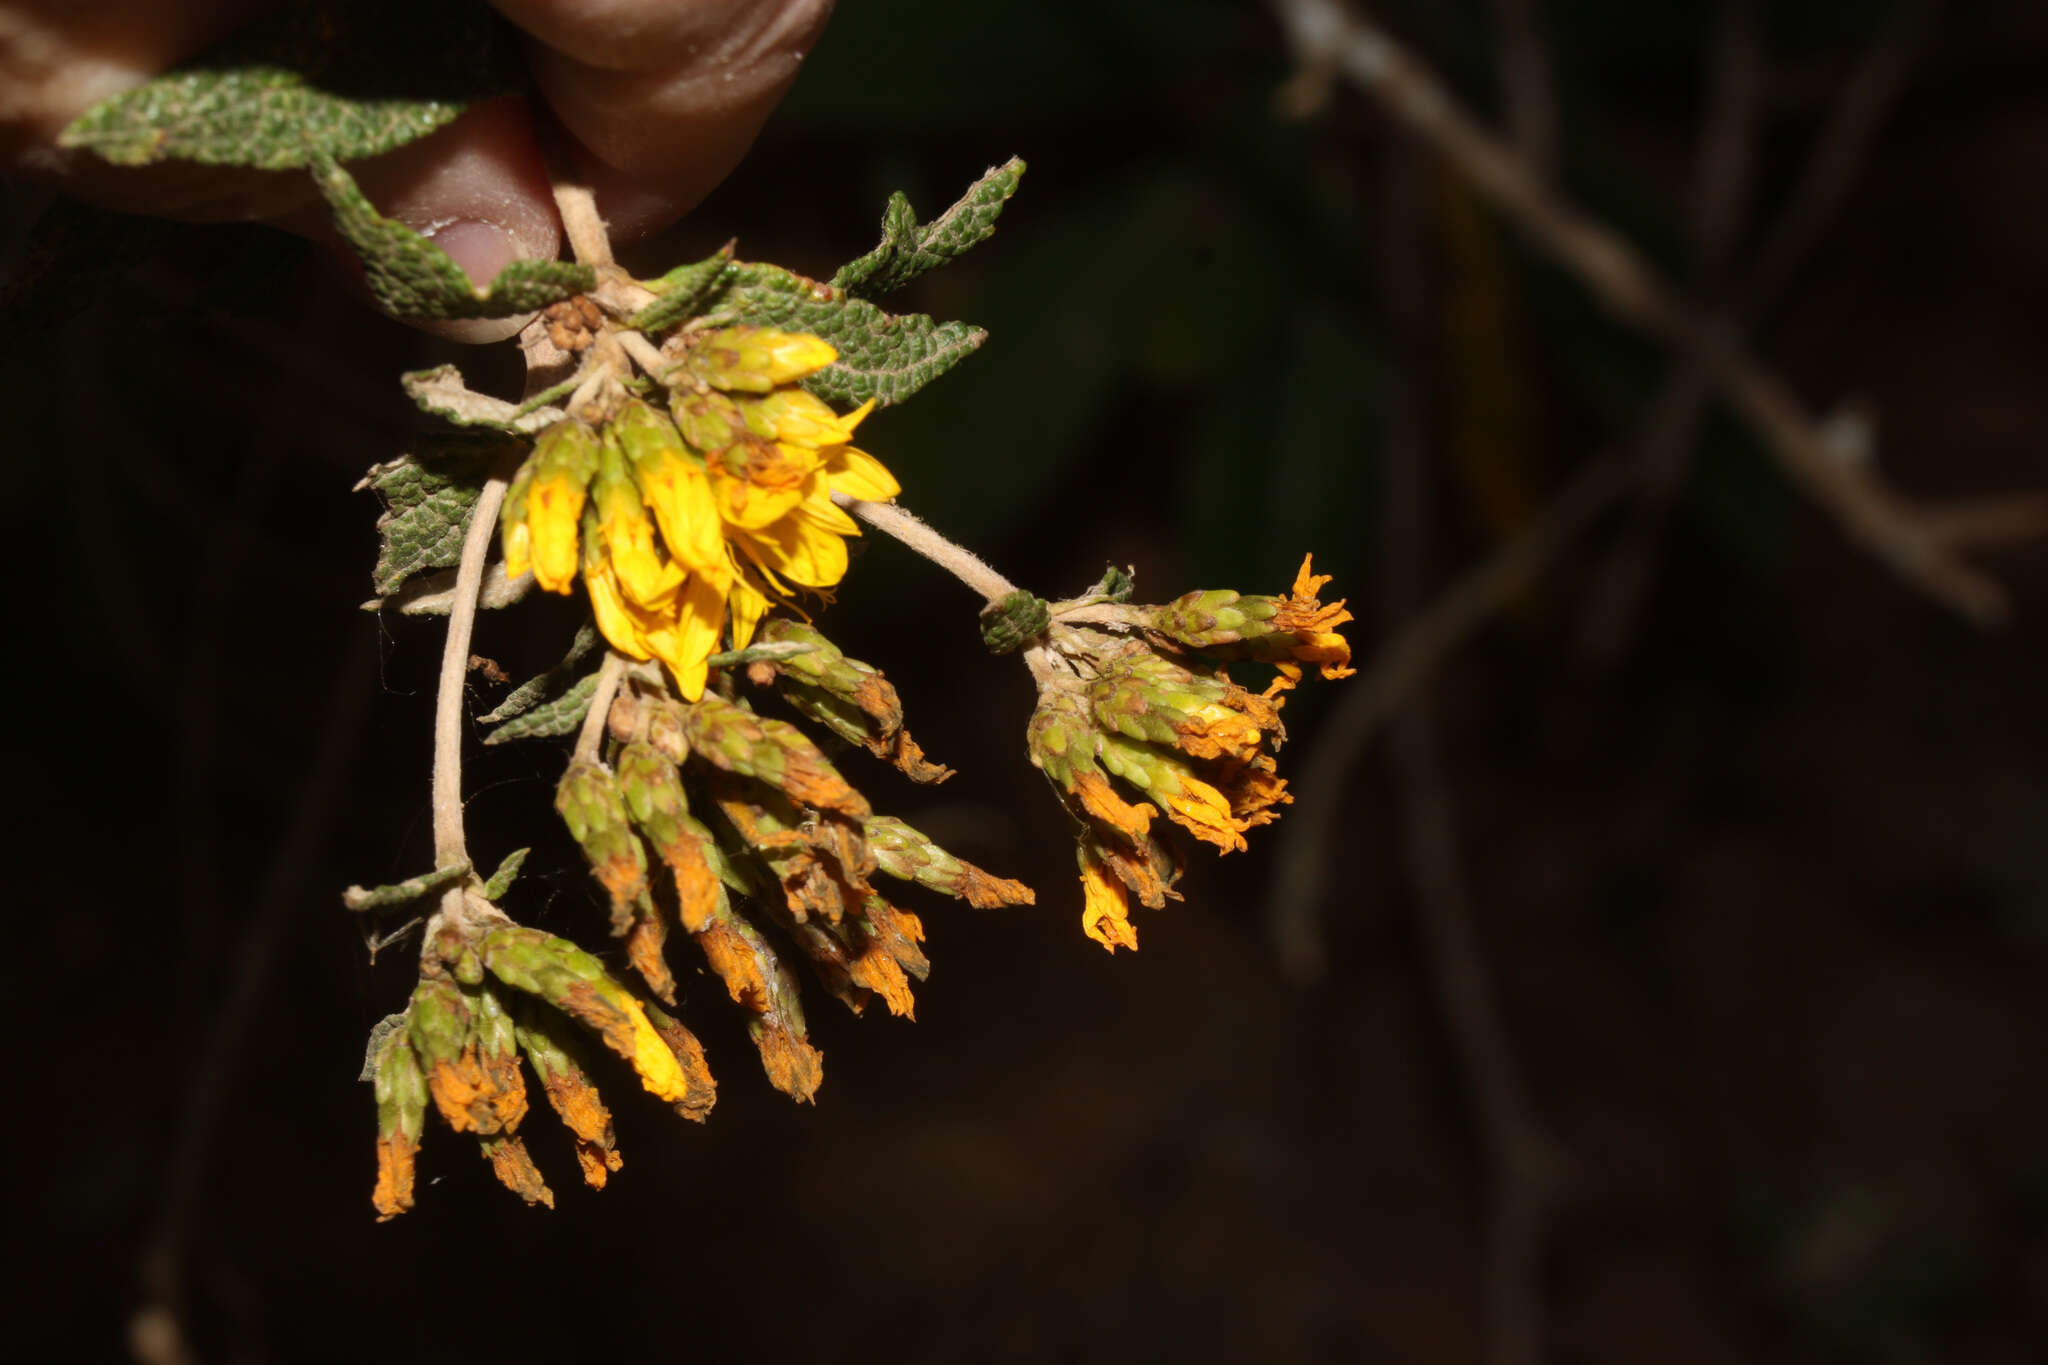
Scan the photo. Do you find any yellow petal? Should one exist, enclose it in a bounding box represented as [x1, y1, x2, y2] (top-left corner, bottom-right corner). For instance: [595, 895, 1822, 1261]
[709, 437, 817, 530]
[737, 506, 849, 589]
[501, 520, 532, 583]
[726, 569, 772, 651]
[595, 446, 682, 607]
[527, 474, 587, 594]
[619, 996, 693, 1103]
[648, 574, 727, 700]
[585, 556, 654, 662]
[824, 445, 900, 502]
[1158, 774, 1248, 853]
[800, 486, 861, 536]
[1080, 849, 1138, 953]
[748, 389, 848, 448]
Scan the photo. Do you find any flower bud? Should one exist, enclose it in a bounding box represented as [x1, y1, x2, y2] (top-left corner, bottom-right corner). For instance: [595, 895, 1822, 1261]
[1097, 734, 1247, 853]
[756, 618, 953, 782]
[684, 693, 870, 818]
[512, 1002, 622, 1188]
[865, 815, 1035, 908]
[684, 325, 837, 393]
[522, 419, 602, 593]
[593, 422, 683, 607]
[614, 396, 724, 580]
[555, 760, 651, 935]
[370, 1027, 428, 1220]
[480, 925, 699, 1109]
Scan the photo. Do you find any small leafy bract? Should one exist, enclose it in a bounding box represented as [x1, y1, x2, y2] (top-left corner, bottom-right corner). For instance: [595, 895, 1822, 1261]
[718, 264, 987, 407]
[358, 435, 517, 597]
[832, 158, 1027, 297]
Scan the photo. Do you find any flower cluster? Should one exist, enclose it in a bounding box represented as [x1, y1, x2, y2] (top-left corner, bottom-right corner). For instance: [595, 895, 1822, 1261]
[367, 615, 1036, 1217]
[356, 283, 1354, 1219]
[369, 915, 716, 1219]
[1026, 556, 1355, 950]
[498, 326, 900, 699]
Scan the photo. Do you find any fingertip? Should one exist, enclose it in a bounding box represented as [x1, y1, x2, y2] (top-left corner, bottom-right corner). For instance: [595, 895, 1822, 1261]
[342, 97, 565, 343]
[513, 0, 834, 195]
[426, 219, 526, 289]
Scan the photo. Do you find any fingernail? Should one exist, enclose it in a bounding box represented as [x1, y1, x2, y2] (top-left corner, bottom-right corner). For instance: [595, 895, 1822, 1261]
[426, 219, 522, 288]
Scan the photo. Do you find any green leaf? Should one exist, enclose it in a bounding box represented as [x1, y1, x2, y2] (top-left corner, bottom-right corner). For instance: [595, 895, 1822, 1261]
[310, 153, 593, 321]
[478, 624, 600, 724]
[342, 861, 472, 913]
[482, 670, 600, 745]
[58, 0, 519, 170]
[703, 641, 817, 670]
[832, 158, 1026, 297]
[628, 246, 738, 333]
[357, 435, 517, 596]
[358, 1011, 413, 1083]
[718, 263, 986, 407]
[479, 848, 531, 901]
[402, 365, 562, 433]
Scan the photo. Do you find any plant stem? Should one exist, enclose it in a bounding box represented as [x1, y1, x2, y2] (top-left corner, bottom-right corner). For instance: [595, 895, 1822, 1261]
[431, 473, 509, 868]
[616, 329, 671, 379]
[574, 652, 629, 763]
[552, 184, 613, 267]
[831, 493, 1019, 603]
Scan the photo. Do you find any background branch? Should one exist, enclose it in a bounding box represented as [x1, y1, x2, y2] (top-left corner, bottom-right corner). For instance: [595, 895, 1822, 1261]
[1489, 0, 1557, 172]
[1579, 0, 1941, 662]
[1268, 0, 2028, 625]
[1378, 141, 1559, 1365]
[1268, 446, 1634, 975]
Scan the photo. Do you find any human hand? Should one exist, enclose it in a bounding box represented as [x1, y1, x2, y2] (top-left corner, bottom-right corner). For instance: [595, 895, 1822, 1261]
[0, 0, 837, 339]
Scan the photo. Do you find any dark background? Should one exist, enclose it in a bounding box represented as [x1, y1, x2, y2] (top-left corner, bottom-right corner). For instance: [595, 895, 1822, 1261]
[7, 1, 2047, 1360]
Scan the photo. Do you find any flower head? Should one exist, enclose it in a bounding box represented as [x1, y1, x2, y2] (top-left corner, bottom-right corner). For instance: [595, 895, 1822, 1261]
[1026, 556, 1353, 950]
[497, 327, 898, 699]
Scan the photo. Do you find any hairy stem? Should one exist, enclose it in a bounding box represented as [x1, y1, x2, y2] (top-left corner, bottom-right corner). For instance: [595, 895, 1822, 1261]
[616, 329, 672, 380]
[431, 475, 509, 868]
[832, 493, 1019, 603]
[552, 184, 613, 268]
[574, 652, 630, 764]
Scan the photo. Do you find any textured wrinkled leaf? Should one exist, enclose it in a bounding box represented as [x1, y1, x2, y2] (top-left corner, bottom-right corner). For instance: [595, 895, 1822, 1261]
[357, 436, 516, 596]
[479, 624, 599, 724]
[342, 861, 471, 913]
[58, 0, 518, 170]
[483, 670, 599, 745]
[312, 153, 594, 320]
[479, 848, 530, 901]
[628, 246, 737, 333]
[717, 264, 985, 407]
[832, 157, 1026, 297]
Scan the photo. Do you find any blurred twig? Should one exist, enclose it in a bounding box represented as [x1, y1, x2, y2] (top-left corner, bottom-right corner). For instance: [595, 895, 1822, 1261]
[1376, 142, 1561, 1365]
[1268, 0, 2032, 625]
[1690, 0, 1764, 281]
[1267, 0, 2043, 972]
[133, 625, 380, 1365]
[1580, 0, 1942, 663]
[1489, 0, 1556, 172]
[1268, 444, 1634, 977]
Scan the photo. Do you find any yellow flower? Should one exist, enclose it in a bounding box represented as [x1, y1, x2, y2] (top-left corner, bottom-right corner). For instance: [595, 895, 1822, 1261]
[592, 431, 682, 607]
[1079, 844, 1138, 952]
[521, 420, 602, 593]
[498, 330, 897, 700]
